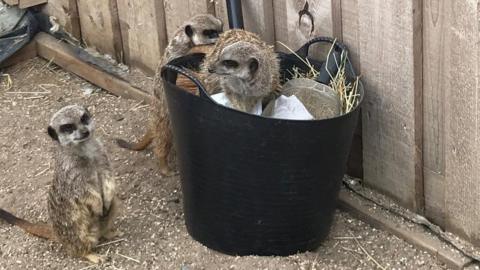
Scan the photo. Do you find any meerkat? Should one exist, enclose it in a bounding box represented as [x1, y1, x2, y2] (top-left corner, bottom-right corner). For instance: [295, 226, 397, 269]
[116, 14, 223, 176]
[0, 105, 119, 264]
[201, 29, 281, 112]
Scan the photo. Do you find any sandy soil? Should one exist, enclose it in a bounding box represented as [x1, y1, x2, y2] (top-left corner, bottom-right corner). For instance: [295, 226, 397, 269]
[0, 58, 450, 270]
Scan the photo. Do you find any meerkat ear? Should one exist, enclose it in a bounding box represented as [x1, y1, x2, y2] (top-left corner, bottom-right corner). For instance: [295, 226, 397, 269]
[249, 58, 259, 74]
[47, 126, 58, 141]
[185, 25, 193, 38]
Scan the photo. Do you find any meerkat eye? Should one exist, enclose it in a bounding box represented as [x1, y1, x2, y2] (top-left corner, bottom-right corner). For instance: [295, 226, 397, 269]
[80, 113, 90, 125]
[203, 29, 219, 39]
[222, 60, 239, 69]
[59, 124, 76, 134]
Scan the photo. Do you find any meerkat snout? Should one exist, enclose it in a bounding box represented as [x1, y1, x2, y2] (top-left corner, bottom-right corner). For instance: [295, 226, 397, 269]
[47, 105, 94, 146]
[210, 41, 266, 97]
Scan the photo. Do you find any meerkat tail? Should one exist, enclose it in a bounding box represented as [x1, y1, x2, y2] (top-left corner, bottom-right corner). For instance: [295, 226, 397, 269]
[0, 208, 55, 240]
[115, 130, 153, 151]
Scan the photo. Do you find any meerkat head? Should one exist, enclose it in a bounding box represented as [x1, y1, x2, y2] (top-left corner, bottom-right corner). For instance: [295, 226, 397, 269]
[47, 105, 95, 146]
[184, 14, 223, 46]
[207, 41, 272, 97]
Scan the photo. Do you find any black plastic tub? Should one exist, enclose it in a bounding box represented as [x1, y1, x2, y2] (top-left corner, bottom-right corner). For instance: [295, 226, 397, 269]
[161, 38, 363, 256]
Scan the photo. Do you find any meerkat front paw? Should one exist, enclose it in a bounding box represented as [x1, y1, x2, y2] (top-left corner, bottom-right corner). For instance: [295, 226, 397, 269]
[103, 229, 124, 240]
[84, 253, 107, 264]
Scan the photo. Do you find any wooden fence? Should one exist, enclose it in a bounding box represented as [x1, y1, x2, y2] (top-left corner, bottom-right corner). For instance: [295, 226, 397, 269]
[40, 0, 480, 247]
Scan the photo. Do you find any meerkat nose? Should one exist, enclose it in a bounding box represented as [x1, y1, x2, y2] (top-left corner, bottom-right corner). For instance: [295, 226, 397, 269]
[208, 68, 215, 73]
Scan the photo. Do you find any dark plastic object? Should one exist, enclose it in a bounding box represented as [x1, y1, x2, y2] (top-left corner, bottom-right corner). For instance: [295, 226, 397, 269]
[0, 11, 38, 64]
[225, 0, 244, 29]
[161, 38, 363, 256]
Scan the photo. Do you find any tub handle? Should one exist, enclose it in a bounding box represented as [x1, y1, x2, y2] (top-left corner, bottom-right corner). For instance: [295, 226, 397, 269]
[294, 36, 357, 81]
[163, 64, 217, 104]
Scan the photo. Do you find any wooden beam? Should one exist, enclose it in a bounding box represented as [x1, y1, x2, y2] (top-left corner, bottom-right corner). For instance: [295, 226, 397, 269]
[3, 0, 19, 5]
[0, 41, 37, 69]
[338, 190, 473, 270]
[358, 0, 424, 211]
[116, 0, 168, 75]
[35, 33, 151, 103]
[41, 0, 81, 40]
[18, 0, 47, 8]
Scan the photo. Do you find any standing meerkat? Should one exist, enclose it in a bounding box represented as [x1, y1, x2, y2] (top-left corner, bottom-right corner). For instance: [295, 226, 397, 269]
[201, 29, 281, 112]
[116, 14, 223, 176]
[0, 105, 120, 264]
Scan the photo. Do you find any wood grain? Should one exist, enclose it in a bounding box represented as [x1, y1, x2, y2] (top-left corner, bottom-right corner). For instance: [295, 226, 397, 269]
[18, 0, 46, 8]
[273, 0, 334, 59]
[76, 0, 123, 60]
[41, 0, 81, 39]
[3, 0, 19, 5]
[441, 0, 480, 246]
[422, 0, 447, 228]
[215, 0, 276, 44]
[358, 0, 423, 211]
[116, 0, 167, 75]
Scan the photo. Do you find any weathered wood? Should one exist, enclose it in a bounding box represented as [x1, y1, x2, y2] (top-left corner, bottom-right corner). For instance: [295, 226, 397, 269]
[338, 190, 473, 270]
[441, 0, 480, 246]
[76, 0, 123, 61]
[3, 0, 19, 5]
[41, 0, 81, 40]
[35, 33, 151, 103]
[18, 0, 46, 8]
[358, 0, 423, 211]
[163, 0, 215, 40]
[422, 0, 447, 228]
[273, 0, 334, 59]
[0, 41, 37, 68]
[116, 0, 168, 75]
[340, 0, 360, 73]
[215, 0, 275, 44]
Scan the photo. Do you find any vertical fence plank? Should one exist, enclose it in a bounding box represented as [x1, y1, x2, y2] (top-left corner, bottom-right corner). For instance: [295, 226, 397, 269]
[422, 0, 447, 227]
[116, 0, 167, 75]
[358, 0, 423, 211]
[163, 0, 215, 40]
[273, 0, 333, 56]
[442, 0, 480, 246]
[215, 0, 276, 44]
[76, 0, 123, 60]
[42, 0, 81, 39]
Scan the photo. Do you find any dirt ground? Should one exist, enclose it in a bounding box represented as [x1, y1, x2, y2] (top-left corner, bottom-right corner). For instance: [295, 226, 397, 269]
[0, 58, 451, 270]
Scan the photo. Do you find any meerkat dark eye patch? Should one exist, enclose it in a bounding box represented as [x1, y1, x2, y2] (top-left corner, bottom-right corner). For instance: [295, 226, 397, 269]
[203, 29, 219, 39]
[80, 113, 90, 125]
[249, 58, 259, 74]
[47, 126, 58, 141]
[59, 124, 76, 134]
[222, 60, 239, 69]
[185, 25, 193, 37]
